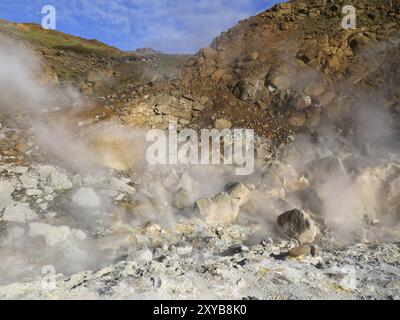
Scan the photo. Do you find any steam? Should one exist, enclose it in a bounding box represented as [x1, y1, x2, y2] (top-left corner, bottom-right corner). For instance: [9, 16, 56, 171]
[0, 36, 47, 112]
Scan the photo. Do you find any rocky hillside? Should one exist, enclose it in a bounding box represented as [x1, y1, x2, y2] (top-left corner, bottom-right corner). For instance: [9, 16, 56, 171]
[179, 0, 400, 143]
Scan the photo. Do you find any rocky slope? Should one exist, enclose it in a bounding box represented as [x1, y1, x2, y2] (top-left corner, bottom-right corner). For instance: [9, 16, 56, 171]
[0, 0, 399, 300]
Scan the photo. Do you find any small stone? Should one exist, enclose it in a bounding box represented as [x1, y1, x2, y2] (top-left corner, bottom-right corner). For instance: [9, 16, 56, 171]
[83, 174, 102, 186]
[248, 51, 259, 61]
[0, 180, 15, 211]
[72, 174, 82, 187]
[289, 245, 311, 259]
[6, 226, 25, 243]
[210, 69, 227, 82]
[114, 193, 124, 201]
[43, 185, 54, 194]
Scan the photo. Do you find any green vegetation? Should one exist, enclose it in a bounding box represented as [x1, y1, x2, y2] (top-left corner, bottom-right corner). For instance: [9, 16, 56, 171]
[0, 20, 123, 58]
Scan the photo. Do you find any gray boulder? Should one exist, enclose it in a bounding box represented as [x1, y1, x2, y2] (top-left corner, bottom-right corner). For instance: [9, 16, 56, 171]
[195, 193, 240, 225]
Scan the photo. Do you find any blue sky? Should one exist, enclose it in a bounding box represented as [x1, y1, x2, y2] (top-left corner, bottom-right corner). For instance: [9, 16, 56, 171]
[0, 0, 281, 53]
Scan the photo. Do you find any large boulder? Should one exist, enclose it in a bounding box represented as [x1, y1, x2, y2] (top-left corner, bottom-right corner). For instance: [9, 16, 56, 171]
[305, 156, 347, 184]
[195, 183, 251, 224]
[200, 47, 218, 61]
[72, 187, 101, 208]
[195, 193, 240, 225]
[277, 209, 318, 244]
